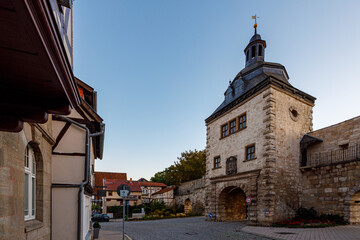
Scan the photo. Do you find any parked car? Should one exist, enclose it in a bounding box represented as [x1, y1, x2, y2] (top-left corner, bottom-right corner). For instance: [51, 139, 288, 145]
[92, 214, 110, 222]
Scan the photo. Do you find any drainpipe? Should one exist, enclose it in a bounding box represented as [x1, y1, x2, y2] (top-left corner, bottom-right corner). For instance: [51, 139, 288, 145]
[51, 115, 104, 240]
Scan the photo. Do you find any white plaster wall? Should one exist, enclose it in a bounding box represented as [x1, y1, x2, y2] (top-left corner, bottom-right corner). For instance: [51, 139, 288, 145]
[52, 155, 85, 184]
[52, 188, 78, 240]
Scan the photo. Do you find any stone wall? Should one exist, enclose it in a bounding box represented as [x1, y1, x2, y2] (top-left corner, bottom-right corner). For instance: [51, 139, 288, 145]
[0, 122, 53, 240]
[175, 178, 205, 214]
[307, 116, 360, 153]
[263, 87, 313, 224]
[300, 115, 360, 224]
[301, 161, 360, 223]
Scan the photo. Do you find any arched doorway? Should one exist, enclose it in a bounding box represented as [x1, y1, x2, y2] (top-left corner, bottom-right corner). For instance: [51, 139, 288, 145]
[218, 186, 246, 221]
[350, 191, 360, 224]
[185, 199, 192, 213]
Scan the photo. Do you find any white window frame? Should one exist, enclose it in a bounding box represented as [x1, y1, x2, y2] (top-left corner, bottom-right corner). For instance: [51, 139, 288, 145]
[24, 145, 36, 221]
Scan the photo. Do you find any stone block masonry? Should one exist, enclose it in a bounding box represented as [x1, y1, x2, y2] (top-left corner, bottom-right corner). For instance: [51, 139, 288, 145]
[0, 123, 53, 240]
[301, 161, 360, 223]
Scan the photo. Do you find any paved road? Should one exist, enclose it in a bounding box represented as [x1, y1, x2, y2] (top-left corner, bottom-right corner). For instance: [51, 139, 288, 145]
[99, 217, 272, 240]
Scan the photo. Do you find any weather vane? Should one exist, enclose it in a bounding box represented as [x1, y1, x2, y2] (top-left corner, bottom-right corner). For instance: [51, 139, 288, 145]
[252, 15, 259, 34]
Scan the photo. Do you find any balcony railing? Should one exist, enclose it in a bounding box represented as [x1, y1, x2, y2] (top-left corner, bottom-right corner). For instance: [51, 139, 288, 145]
[303, 144, 360, 167]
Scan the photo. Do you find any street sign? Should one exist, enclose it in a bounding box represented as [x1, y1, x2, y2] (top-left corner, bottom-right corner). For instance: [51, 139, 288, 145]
[116, 184, 131, 240]
[246, 197, 251, 204]
[208, 213, 213, 219]
[117, 184, 131, 196]
[119, 190, 129, 198]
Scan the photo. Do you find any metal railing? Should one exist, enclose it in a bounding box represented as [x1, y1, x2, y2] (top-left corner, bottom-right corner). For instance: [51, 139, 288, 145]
[304, 144, 360, 167]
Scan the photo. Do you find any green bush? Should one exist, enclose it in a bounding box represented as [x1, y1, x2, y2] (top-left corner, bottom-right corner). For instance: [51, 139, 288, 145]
[175, 204, 184, 213]
[319, 214, 347, 224]
[92, 205, 101, 211]
[143, 200, 166, 214]
[93, 221, 101, 228]
[295, 207, 318, 220]
[132, 208, 141, 213]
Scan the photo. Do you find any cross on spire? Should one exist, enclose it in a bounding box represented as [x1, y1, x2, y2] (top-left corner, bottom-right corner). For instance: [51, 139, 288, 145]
[252, 15, 259, 34]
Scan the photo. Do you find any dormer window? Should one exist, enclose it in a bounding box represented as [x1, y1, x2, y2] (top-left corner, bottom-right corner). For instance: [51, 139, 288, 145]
[251, 46, 256, 58]
[246, 50, 249, 62]
[258, 45, 263, 56]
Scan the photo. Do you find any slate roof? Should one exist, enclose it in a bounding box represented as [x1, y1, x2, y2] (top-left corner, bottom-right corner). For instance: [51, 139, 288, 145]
[104, 179, 142, 192]
[152, 186, 177, 195]
[205, 61, 316, 124]
[249, 34, 262, 42]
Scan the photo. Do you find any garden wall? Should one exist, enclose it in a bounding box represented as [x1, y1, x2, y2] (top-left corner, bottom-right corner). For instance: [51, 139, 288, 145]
[175, 178, 205, 214]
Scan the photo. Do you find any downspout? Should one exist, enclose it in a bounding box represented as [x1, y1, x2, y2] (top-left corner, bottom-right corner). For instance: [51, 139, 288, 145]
[51, 115, 104, 240]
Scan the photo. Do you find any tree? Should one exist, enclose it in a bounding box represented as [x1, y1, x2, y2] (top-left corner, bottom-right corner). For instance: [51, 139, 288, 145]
[150, 149, 205, 185]
[150, 170, 167, 184]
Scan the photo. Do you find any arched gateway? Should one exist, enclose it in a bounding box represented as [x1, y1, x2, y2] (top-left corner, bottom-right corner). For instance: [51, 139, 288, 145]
[184, 199, 192, 213]
[218, 186, 247, 221]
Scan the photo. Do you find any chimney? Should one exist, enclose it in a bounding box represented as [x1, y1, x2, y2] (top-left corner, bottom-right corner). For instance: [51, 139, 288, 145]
[130, 178, 132, 183]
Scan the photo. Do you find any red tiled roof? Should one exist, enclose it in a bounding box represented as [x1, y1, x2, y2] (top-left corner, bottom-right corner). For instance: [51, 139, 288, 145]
[152, 186, 176, 195]
[94, 172, 127, 194]
[139, 182, 167, 187]
[104, 179, 142, 192]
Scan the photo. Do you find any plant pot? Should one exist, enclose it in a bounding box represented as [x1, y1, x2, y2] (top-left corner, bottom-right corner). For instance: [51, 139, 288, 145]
[93, 228, 100, 239]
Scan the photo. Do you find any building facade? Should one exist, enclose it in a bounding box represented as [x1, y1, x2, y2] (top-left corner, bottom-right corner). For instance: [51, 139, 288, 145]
[0, 1, 105, 240]
[205, 25, 316, 225]
[103, 179, 142, 214]
[93, 171, 127, 208]
[205, 24, 360, 226]
[51, 78, 105, 240]
[139, 181, 167, 204]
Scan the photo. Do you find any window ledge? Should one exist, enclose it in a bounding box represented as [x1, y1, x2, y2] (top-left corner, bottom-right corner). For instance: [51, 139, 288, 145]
[212, 167, 222, 170]
[243, 157, 257, 162]
[25, 220, 43, 233]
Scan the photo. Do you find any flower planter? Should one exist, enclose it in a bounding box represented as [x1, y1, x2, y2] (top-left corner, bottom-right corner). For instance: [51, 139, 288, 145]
[93, 228, 100, 239]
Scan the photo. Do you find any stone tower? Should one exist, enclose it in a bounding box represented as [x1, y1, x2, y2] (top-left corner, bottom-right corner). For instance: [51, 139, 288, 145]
[204, 24, 316, 225]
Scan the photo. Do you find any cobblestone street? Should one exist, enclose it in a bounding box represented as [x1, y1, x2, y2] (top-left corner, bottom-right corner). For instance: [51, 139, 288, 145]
[98, 217, 360, 240]
[98, 217, 271, 240]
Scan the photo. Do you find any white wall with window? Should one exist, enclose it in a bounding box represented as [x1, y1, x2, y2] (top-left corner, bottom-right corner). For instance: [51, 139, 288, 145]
[24, 144, 36, 220]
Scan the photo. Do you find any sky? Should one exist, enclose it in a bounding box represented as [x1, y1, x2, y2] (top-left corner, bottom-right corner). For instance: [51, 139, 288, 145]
[72, 0, 360, 181]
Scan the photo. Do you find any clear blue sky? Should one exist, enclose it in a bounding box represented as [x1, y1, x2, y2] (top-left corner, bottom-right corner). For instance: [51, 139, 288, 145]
[73, 0, 360, 180]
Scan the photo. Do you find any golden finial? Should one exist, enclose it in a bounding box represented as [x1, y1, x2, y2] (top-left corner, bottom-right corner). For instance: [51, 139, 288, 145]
[252, 15, 259, 34]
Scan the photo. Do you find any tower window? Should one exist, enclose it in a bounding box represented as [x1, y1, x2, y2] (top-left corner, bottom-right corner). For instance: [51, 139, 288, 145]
[246, 144, 256, 160]
[214, 156, 221, 169]
[251, 46, 256, 58]
[230, 119, 236, 134]
[246, 50, 249, 61]
[238, 113, 246, 130]
[221, 124, 228, 138]
[258, 45, 263, 56]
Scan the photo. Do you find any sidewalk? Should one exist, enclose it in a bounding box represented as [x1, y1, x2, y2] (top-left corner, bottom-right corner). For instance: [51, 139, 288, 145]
[242, 225, 360, 240]
[97, 219, 132, 240]
[97, 228, 132, 240]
